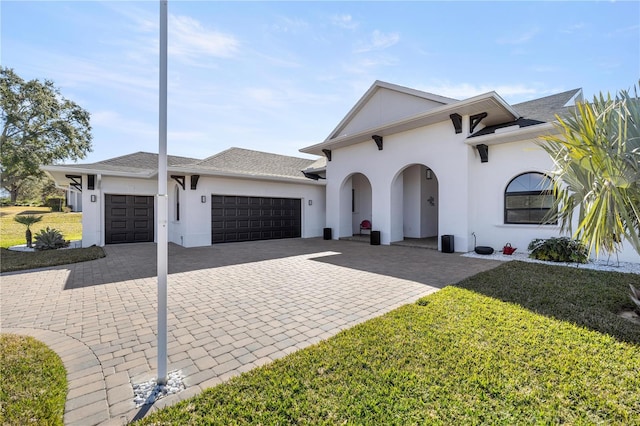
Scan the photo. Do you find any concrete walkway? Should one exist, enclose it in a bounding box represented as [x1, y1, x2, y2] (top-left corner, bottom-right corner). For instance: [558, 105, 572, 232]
[1, 238, 501, 425]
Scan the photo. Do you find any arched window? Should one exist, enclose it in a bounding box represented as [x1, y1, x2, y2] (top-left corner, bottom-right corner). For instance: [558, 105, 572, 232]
[504, 172, 555, 224]
[175, 185, 180, 221]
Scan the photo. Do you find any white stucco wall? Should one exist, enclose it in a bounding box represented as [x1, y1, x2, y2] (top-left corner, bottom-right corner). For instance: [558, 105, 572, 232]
[323, 115, 638, 263]
[325, 118, 473, 248]
[170, 175, 326, 247]
[79, 173, 325, 248]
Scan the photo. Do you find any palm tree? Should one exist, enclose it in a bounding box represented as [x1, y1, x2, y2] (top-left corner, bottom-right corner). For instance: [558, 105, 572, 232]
[539, 84, 640, 258]
[13, 214, 43, 248]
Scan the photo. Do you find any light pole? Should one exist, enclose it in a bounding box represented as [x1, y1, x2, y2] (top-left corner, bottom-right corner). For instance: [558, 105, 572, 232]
[157, 0, 168, 386]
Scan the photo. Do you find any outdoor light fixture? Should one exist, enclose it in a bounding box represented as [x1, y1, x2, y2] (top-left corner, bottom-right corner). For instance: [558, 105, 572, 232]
[201, 195, 206, 203]
[308, 199, 313, 206]
[90, 195, 97, 202]
[426, 169, 433, 180]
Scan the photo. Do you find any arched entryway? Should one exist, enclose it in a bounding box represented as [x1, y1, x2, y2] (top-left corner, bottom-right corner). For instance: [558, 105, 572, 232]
[339, 172, 372, 238]
[390, 164, 439, 246]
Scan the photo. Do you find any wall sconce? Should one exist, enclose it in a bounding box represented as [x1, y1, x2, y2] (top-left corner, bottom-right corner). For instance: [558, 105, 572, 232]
[90, 195, 97, 202]
[308, 200, 312, 206]
[426, 169, 433, 180]
[201, 195, 207, 203]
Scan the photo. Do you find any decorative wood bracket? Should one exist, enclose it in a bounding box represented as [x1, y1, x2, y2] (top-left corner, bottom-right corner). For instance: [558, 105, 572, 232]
[171, 175, 185, 190]
[372, 135, 383, 150]
[302, 171, 325, 180]
[322, 149, 332, 161]
[190, 175, 200, 190]
[476, 144, 489, 163]
[449, 113, 462, 134]
[470, 112, 488, 133]
[65, 174, 82, 192]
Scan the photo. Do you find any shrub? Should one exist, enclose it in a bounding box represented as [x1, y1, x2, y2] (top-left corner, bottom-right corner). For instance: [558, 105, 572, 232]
[34, 227, 69, 250]
[528, 237, 588, 263]
[44, 196, 65, 212]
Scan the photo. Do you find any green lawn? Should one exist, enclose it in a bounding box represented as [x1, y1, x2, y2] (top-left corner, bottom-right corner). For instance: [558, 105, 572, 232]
[0, 206, 103, 272]
[0, 246, 106, 273]
[139, 262, 640, 425]
[0, 334, 67, 425]
[0, 206, 82, 248]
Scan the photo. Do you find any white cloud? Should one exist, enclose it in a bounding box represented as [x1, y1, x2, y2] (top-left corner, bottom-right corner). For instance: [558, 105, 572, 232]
[169, 14, 239, 59]
[355, 30, 400, 53]
[270, 16, 310, 33]
[496, 28, 539, 45]
[330, 14, 358, 30]
[561, 22, 586, 34]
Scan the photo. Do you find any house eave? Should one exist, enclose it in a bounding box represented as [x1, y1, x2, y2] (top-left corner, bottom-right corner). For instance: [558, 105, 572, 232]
[300, 92, 520, 156]
[167, 166, 327, 186]
[41, 165, 155, 178]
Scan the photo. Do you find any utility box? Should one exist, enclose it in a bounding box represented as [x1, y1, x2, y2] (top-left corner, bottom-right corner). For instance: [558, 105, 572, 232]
[441, 235, 454, 253]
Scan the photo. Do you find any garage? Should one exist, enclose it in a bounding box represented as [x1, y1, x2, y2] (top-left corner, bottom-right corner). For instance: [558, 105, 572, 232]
[212, 195, 301, 244]
[105, 194, 154, 244]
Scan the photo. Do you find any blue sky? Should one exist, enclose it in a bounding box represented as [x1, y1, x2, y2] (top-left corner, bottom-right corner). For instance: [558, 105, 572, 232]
[2, 1, 639, 163]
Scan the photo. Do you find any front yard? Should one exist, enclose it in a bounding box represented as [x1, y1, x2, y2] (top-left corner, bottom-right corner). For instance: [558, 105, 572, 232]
[139, 262, 640, 425]
[0, 206, 82, 248]
[0, 206, 103, 272]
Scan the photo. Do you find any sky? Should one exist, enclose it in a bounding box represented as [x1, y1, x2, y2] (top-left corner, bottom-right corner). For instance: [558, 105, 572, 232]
[2, 1, 639, 164]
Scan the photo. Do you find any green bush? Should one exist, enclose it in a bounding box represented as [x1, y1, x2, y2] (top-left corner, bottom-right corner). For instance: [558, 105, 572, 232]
[44, 196, 65, 212]
[528, 237, 588, 263]
[34, 227, 69, 250]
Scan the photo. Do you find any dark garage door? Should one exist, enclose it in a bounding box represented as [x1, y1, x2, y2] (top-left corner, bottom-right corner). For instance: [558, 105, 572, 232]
[105, 194, 154, 244]
[212, 195, 301, 244]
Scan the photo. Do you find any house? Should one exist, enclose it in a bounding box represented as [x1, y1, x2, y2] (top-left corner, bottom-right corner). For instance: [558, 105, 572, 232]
[43, 148, 326, 247]
[43, 80, 638, 263]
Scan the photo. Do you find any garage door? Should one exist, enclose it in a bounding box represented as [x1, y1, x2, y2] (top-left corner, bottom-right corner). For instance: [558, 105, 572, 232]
[105, 194, 154, 244]
[212, 195, 301, 244]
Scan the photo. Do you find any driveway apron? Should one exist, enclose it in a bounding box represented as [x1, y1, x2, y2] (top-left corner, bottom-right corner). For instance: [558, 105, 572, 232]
[1, 238, 501, 425]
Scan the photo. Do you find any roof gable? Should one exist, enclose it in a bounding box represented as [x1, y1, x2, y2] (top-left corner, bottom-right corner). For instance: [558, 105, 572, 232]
[327, 80, 457, 141]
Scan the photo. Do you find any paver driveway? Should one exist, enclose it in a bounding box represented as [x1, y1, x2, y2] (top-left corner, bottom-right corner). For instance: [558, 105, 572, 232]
[1, 238, 501, 425]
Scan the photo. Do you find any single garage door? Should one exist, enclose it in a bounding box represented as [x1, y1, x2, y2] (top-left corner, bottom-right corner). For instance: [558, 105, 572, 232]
[105, 194, 154, 244]
[212, 195, 301, 244]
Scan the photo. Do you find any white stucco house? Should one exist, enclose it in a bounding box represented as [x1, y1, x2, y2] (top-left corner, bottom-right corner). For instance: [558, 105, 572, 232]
[43, 80, 638, 263]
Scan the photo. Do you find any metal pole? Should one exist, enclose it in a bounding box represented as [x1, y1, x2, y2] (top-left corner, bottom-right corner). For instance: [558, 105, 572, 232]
[157, 0, 168, 386]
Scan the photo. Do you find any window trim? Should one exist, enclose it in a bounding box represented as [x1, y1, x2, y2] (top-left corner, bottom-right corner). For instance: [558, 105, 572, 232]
[504, 172, 556, 225]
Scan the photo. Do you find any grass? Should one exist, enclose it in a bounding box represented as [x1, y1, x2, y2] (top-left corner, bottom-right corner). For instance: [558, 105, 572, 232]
[139, 262, 640, 425]
[0, 334, 67, 425]
[0, 206, 82, 249]
[0, 206, 103, 272]
[0, 246, 106, 273]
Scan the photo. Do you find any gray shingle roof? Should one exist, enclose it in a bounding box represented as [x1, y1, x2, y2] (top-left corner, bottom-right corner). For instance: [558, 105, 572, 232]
[192, 148, 317, 179]
[97, 151, 200, 168]
[512, 88, 581, 122]
[50, 149, 320, 181]
[469, 88, 581, 138]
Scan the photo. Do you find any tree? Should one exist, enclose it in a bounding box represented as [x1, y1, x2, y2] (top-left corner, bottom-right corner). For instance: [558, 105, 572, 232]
[540, 84, 640, 258]
[0, 67, 92, 203]
[13, 214, 43, 248]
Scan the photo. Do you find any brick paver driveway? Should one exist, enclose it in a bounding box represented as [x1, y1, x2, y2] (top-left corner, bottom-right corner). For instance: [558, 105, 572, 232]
[1, 238, 501, 425]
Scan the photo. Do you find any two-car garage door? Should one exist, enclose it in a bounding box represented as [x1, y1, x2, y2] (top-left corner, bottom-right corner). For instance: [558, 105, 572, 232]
[104, 193, 301, 245]
[212, 195, 301, 244]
